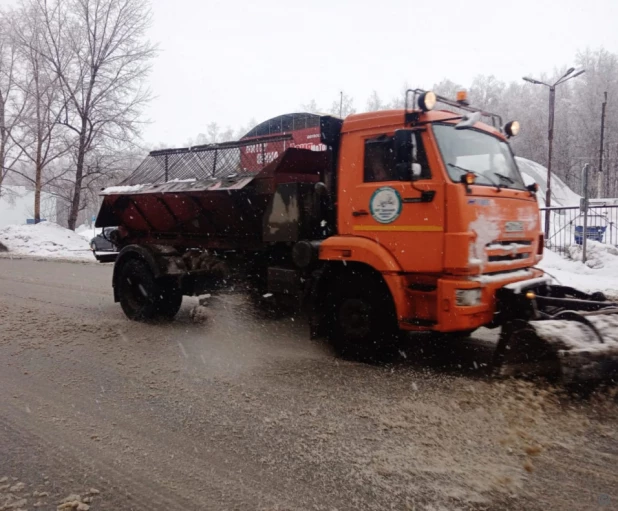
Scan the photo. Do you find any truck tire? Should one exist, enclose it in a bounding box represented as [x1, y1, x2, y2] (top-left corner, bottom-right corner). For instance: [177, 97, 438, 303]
[329, 271, 400, 361]
[117, 258, 182, 321]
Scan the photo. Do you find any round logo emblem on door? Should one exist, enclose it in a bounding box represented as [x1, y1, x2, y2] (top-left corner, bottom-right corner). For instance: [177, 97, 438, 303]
[369, 187, 402, 224]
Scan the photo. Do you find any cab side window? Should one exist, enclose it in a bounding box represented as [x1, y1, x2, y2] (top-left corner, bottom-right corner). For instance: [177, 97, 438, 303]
[364, 136, 397, 182]
[364, 132, 431, 182]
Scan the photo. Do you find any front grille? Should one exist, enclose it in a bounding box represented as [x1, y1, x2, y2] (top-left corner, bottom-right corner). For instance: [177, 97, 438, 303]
[486, 240, 532, 249]
[485, 239, 533, 265]
[488, 253, 531, 262]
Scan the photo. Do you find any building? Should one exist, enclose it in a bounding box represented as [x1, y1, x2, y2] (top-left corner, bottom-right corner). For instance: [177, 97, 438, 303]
[0, 186, 57, 228]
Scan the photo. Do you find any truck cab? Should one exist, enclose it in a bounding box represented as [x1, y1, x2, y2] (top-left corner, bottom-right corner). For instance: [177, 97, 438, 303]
[318, 90, 543, 353]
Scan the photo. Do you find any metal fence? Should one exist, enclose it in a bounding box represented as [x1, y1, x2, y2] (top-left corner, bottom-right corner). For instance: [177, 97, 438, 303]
[541, 204, 618, 253]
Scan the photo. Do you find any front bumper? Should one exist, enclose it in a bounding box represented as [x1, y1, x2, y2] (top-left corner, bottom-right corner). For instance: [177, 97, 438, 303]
[394, 268, 544, 332]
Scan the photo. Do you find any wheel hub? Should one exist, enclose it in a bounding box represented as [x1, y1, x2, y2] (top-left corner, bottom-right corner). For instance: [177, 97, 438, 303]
[339, 299, 372, 340]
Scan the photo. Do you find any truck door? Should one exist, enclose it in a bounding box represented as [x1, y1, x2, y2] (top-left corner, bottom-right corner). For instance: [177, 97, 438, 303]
[341, 130, 445, 273]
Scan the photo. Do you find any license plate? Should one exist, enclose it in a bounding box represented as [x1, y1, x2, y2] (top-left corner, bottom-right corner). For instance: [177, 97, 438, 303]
[505, 221, 524, 233]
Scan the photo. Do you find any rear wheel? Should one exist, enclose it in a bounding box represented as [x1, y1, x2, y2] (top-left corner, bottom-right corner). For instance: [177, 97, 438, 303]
[117, 258, 182, 321]
[328, 271, 400, 361]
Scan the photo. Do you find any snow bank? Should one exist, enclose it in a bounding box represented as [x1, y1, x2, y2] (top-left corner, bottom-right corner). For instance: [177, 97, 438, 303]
[567, 240, 618, 269]
[76, 224, 100, 240]
[0, 222, 94, 262]
[539, 244, 618, 297]
[516, 157, 581, 207]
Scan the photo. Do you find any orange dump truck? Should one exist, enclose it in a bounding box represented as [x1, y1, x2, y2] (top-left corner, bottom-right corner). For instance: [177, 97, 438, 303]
[96, 90, 618, 384]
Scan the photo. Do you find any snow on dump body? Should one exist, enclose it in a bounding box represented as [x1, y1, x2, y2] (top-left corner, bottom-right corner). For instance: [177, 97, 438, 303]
[101, 184, 147, 194]
[101, 179, 198, 195]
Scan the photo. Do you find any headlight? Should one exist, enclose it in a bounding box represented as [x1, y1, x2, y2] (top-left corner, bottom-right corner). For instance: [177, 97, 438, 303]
[504, 120, 520, 137]
[455, 288, 482, 306]
[418, 91, 436, 112]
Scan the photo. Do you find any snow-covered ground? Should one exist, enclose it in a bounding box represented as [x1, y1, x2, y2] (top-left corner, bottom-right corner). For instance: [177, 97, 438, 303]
[76, 223, 101, 240]
[0, 222, 94, 262]
[538, 242, 618, 298]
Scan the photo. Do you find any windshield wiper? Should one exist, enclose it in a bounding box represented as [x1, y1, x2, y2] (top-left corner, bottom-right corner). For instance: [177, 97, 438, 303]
[447, 163, 502, 191]
[493, 172, 515, 185]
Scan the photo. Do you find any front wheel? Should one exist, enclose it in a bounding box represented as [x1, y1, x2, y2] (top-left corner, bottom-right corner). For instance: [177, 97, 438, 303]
[329, 272, 400, 362]
[117, 258, 182, 321]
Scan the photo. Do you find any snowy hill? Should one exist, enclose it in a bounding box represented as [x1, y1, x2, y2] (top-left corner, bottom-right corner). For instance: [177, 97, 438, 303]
[515, 157, 581, 207]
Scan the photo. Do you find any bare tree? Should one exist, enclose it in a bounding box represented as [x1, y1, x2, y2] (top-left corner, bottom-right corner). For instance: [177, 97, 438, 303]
[45, 145, 140, 226]
[234, 117, 257, 140]
[301, 99, 320, 114]
[431, 79, 464, 101]
[219, 126, 234, 142]
[8, 2, 71, 222]
[330, 92, 355, 118]
[32, 0, 156, 229]
[366, 90, 384, 111]
[0, 10, 28, 195]
[206, 121, 219, 144]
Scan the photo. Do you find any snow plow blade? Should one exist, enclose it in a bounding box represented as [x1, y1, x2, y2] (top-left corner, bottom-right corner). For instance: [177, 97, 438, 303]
[494, 280, 618, 385]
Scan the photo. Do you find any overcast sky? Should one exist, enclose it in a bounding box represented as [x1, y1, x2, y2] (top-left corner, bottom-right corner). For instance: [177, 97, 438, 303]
[3, 0, 618, 147]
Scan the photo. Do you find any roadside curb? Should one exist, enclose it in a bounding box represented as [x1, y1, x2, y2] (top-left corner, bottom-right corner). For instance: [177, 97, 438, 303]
[0, 253, 98, 265]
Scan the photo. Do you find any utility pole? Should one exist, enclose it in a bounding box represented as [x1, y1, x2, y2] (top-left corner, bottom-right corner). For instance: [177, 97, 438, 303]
[582, 163, 591, 264]
[546, 85, 556, 239]
[523, 67, 586, 241]
[598, 92, 607, 199]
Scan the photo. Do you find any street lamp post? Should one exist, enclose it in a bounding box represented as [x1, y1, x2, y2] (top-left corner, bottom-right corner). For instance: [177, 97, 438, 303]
[523, 67, 585, 241]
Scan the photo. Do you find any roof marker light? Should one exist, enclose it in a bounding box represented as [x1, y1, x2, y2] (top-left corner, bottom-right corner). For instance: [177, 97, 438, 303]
[456, 90, 469, 105]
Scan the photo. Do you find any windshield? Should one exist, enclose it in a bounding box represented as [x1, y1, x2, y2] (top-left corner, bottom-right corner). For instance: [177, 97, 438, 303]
[433, 124, 526, 190]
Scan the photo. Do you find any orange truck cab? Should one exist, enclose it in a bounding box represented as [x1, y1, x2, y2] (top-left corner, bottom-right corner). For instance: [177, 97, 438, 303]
[316, 90, 543, 354]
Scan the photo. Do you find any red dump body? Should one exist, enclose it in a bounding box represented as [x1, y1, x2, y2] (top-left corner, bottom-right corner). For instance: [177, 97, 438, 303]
[96, 148, 329, 250]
